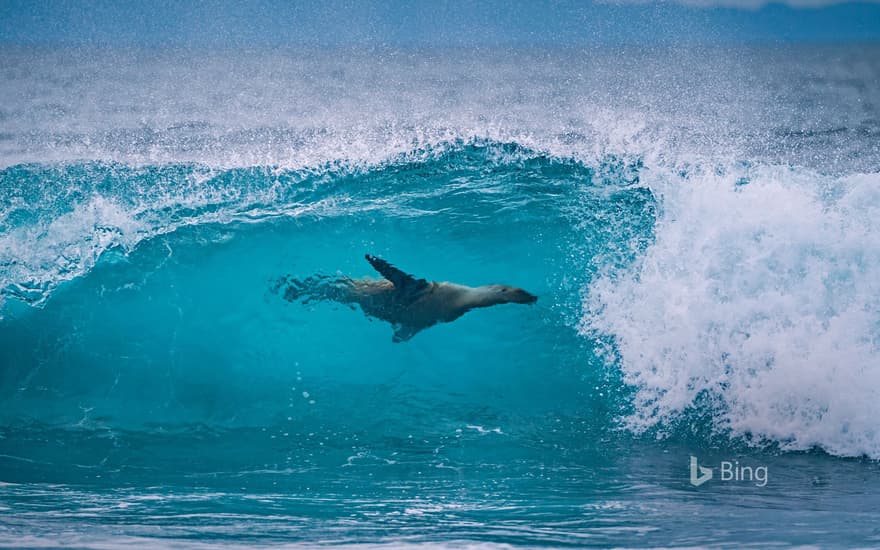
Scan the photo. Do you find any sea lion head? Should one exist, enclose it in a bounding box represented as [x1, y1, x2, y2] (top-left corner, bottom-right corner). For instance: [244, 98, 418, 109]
[482, 284, 538, 305]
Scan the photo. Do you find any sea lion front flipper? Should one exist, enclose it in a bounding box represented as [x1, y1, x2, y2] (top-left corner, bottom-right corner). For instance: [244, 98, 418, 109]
[365, 254, 429, 292]
[391, 323, 420, 343]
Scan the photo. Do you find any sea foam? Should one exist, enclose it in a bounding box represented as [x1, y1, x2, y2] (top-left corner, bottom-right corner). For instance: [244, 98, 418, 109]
[584, 164, 880, 458]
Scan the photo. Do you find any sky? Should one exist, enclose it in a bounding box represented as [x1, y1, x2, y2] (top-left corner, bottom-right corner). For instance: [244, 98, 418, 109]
[0, 0, 878, 47]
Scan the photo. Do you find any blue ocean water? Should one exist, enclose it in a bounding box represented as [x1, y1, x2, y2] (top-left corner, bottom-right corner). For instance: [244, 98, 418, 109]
[1, 46, 880, 547]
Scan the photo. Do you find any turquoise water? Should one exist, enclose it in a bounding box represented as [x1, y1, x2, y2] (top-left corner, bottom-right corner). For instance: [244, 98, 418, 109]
[2, 47, 880, 547]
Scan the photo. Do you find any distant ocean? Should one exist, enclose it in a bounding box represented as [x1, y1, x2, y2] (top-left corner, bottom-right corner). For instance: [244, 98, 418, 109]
[1, 45, 880, 547]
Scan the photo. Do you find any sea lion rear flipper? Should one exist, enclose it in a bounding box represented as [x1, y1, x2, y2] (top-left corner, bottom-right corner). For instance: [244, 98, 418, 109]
[365, 254, 429, 292]
[392, 323, 420, 343]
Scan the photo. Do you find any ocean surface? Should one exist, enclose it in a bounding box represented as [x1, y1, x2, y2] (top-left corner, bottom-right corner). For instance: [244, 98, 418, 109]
[1, 45, 880, 547]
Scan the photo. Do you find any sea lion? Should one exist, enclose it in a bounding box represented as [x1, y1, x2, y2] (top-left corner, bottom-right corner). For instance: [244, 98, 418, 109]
[274, 254, 537, 342]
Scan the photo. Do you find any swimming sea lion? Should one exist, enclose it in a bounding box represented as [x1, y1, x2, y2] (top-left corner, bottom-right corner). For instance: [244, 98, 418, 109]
[274, 254, 537, 342]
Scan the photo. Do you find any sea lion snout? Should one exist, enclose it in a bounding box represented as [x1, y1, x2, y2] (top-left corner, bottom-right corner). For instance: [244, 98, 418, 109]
[510, 288, 538, 305]
[491, 285, 537, 305]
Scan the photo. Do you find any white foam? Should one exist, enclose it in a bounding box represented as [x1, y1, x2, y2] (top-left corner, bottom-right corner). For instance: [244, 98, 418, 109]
[584, 164, 880, 458]
[0, 195, 143, 305]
